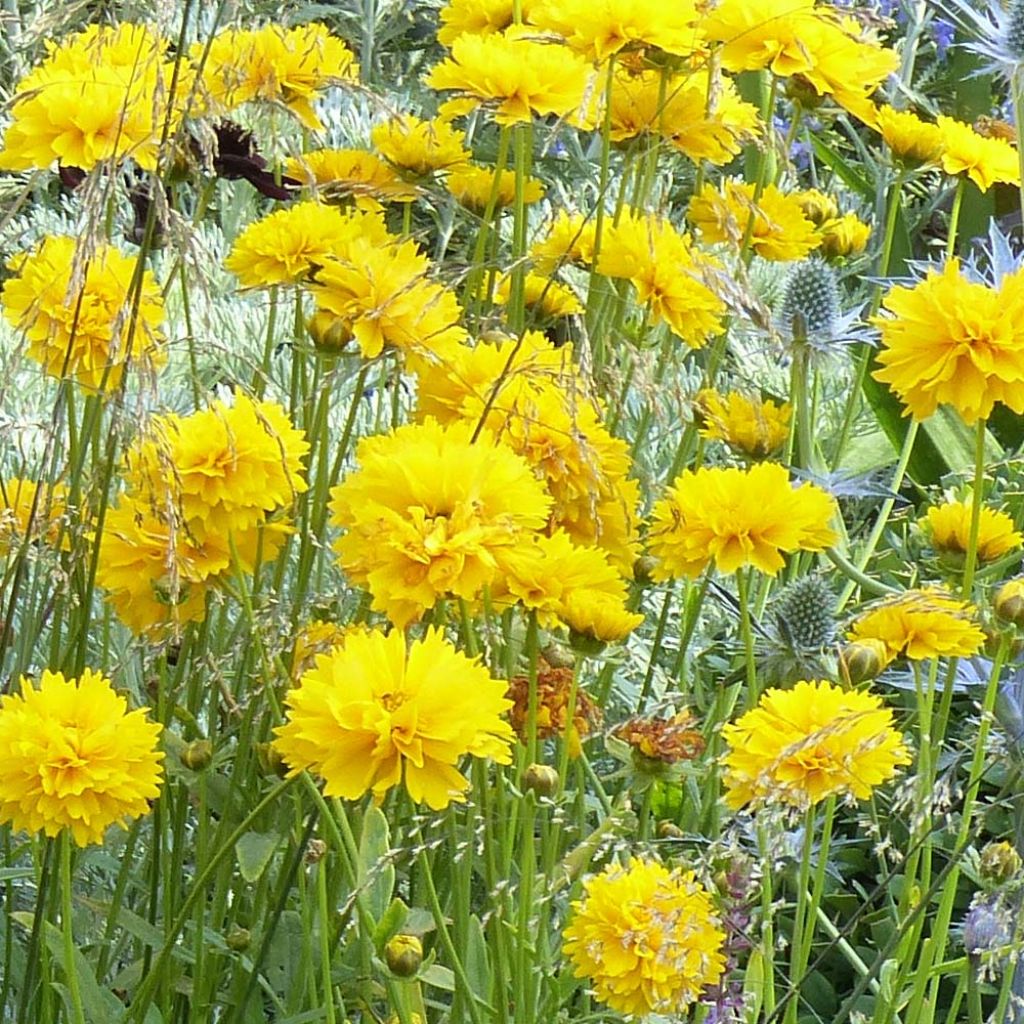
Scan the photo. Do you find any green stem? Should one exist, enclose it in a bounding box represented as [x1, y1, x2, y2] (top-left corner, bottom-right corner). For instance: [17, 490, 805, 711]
[961, 419, 987, 598]
[737, 569, 758, 710]
[945, 178, 966, 260]
[60, 833, 86, 1024]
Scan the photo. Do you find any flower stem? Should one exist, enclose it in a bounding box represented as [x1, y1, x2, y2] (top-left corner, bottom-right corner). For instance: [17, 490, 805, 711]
[945, 177, 966, 260]
[737, 569, 759, 710]
[961, 419, 988, 599]
[60, 833, 85, 1024]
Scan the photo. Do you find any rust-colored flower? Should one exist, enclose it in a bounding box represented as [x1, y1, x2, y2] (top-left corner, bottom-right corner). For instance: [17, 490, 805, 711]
[506, 662, 601, 756]
[613, 710, 705, 764]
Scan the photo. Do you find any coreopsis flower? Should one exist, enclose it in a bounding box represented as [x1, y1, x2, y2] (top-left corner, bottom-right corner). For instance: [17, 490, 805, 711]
[284, 150, 420, 210]
[563, 858, 727, 1017]
[819, 212, 871, 259]
[124, 393, 309, 537]
[0, 669, 163, 846]
[371, 113, 470, 175]
[530, 210, 598, 273]
[937, 116, 1019, 192]
[597, 66, 759, 165]
[528, 0, 703, 61]
[445, 164, 545, 211]
[694, 389, 791, 458]
[688, 180, 821, 262]
[415, 335, 642, 571]
[847, 588, 987, 664]
[194, 22, 358, 130]
[426, 29, 593, 125]
[994, 578, 1024, 627]
[795, 189, 839, 226]
[2, 235, 165, 390]
[872, 260, 1024, 424]
[0, 478, 68, 554]
[437, 0, 533, 46]
[274, 628, 514, 809]
[225, 202, 393, 288]
[613, 710, 704, 764]
[923, 500, 1023, 562]
[701, 0, 822, 76]
[598, 211, 727, 347]
[872, 106, 944, 167]
[310, 239, 468, 360]
[328, 419, 552, 627]
[0, 23, 182, 172]
[721, 680, 910, 810]
[494, 273, 584, 321]
[291, 620, 369, 677]
[647, 462, 838, 579]
[506, 660, 602, 756]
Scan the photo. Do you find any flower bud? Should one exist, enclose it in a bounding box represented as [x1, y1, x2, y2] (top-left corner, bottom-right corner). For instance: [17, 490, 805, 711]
[522, 763, 559, 798]
[384, 934, 423, 978]
[633, 555, 659, 586]
[180, 739, 213, 772]
[226, 927, 251, 952]
[657, 820, 684, 840]
[540, 643, 575, 669]
[307, 310, 353, 353]
[840, 638, 889, 684]
[255, 742, 289, 778]
[995, 579, 1024, 628]
[979, 841, 1022, 888]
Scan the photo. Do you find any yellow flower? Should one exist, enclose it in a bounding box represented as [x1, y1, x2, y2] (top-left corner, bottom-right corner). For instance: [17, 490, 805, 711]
[445, 164, 545, 210]
[310, 239, 468, 360]
[530, 211, 598, 273]
[437, 0, 532, 46]
[528, 0, 703, 61]
[701, 0, 821, 76]
[426, 29, 592, 125]
[819, 212, 871, 259]
[284, 150, 420, 211]
[937, 116, 1019, 192]
[695, 389, 791, 458]
[648, 462, 838, 579]
[494, 272, 583, 320]
[795, 189, 839, 225]
[0, 668, 163, 846]
[274, 628, 514, 809]
[872, 106, 944, 166]
[0, 24, 182, 172]
[847, 588, 986, 663]
[924, 500, 1023, 562]
[329, 419, 552, 627]
[596, 66, 758, 165]
[371, 113, 470, 174]
[563, 857, 727, 1017]
[124, 393, 309, 537]
[225, 202, 393, 288]
[688, 180, 821, 261]
[598, 210, 727, 347]
[195, 23, 358, 130]
[2, 235, 164, 390]
[721, 680, 910, 810]
[872, 260, 1024, 424]
[291, 620, 369, 677]
[0, 478, 68, 554]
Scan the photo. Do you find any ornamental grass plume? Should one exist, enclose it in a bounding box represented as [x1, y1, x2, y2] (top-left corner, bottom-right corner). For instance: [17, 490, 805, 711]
[0, 669, 163, 846]
[923, 500, 1022, 563]
[688, 181, 821, 262]
[647, 462, 838, 579]
[847, 587, 987, 665]
[2, 235, 165, 390]
[872, 260, 1024, 424]
[597, 210, 727, 347]
[328, 419, 552, 628]
[273, 628, 514, 809]
[425, 29, 593, 125]
[562, 857, 727, 1017]
[721, 680, 910, 810]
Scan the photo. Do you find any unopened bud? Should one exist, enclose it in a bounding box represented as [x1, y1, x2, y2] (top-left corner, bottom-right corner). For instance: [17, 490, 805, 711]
[840, 638, 889, 684]
[995, 579, 1024, 628]
[307, 310, 353, 353]
[633, 555, 659, 586]
[255, 742, 289, 778]
[657, 820, 684, 840]
[180, 739, 213, 771]
[522, 763, 559, 798]
[384, 934, 423, 978]
[979, 841, 1022, 888]
[226, 927, 251, 952]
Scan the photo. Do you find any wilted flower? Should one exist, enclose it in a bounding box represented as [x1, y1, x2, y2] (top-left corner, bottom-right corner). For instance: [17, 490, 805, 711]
[506, 660, 601, 756]
[613, 710, 705, 764]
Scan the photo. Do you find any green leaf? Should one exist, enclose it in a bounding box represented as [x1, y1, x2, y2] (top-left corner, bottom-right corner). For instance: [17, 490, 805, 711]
[235, 831, 280, 883]
[371, 897, 410, 956]
[0, 867, 33, 882]
[358, 805, 395, 924]
[420, 963, 456, 992]
[464, 915, 490, 1005]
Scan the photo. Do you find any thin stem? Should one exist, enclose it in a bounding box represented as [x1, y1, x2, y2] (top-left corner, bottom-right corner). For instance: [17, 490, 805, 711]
[961, 419, 987, 598]
[60, 833, 86, 1024]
